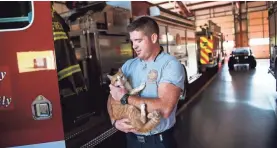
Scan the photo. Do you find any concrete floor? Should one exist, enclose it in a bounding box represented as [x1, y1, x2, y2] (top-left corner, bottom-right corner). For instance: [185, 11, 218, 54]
[175, 59, 277, 148]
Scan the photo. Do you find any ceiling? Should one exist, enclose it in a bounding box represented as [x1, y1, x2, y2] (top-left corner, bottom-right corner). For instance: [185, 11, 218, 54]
[54, 1, 235, 17]
[147, 1, 233, 17]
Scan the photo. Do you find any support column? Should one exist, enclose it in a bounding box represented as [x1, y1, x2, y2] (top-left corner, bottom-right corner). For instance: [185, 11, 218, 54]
[233, 1, 248, 47]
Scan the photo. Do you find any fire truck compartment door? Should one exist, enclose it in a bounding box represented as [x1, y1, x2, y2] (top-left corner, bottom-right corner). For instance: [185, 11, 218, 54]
[98, 35, 133, 84]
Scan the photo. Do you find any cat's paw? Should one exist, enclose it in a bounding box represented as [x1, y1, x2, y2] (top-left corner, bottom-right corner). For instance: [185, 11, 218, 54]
[138, 82, 146, 89]
[147, 110, 161, 119]
[140, 104, 146, 110]
[141, 82, 146, 87]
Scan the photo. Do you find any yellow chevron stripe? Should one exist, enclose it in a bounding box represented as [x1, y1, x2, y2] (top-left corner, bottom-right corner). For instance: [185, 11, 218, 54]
[200, 41, 206, 49]
[200, 59, 207, 64]
[205, 48, 212, 53]
[200, 37, 213, 49]
[200, 50, 209, 61]
[200, 41, 212, 53]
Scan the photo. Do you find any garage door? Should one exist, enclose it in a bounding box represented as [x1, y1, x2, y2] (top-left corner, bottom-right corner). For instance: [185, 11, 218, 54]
[248, 1, 269, 59]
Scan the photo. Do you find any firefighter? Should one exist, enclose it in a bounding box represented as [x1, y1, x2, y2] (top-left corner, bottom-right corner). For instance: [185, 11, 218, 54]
[108, 16, 184, 148]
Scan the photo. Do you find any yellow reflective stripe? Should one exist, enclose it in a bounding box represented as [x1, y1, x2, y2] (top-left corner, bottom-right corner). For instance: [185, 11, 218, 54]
[54, 36, 68, 41]
[58, 64, 82, 81]
[54, 32, 66, 35]
[53, 31, 68, 41]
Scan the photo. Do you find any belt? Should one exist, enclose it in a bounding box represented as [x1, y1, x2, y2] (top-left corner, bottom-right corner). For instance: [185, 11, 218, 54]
[127, 127, 174, 143]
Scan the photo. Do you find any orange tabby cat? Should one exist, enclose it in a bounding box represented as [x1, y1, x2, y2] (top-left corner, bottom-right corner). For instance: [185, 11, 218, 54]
[107, 68, 161, 133]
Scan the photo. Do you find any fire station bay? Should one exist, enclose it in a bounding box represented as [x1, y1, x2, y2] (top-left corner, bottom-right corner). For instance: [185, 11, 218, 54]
[1, 1, 277, 148]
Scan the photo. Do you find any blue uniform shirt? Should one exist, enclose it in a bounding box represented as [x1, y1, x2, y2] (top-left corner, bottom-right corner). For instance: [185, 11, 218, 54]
[121, 50, 185, 135]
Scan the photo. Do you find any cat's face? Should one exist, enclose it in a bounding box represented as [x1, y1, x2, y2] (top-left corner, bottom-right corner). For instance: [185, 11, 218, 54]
[107, 69, 127, 86]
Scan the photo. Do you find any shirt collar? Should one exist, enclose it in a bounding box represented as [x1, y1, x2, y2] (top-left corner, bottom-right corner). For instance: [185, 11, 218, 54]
[140, 46, 164, 63]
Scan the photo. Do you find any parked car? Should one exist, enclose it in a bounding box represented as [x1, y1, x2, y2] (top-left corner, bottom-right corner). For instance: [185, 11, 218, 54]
[228, 47, 257, 70]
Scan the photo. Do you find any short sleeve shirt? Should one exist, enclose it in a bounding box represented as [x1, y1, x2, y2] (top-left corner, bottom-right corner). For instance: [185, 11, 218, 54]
[121, 50, 185, 135]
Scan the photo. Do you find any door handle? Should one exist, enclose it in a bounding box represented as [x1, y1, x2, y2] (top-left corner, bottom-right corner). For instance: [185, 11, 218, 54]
[31, 95, 52, 120]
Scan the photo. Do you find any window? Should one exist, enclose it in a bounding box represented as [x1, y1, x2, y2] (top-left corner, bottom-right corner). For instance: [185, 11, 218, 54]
[233, 48, 250, 55]
[249, 38, 269, 46]
[0, 1, 33, 31]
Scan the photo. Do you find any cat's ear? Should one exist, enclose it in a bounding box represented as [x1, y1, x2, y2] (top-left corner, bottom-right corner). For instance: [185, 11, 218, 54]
[118, 68, 122, 73]
[107, 75, 112, 80]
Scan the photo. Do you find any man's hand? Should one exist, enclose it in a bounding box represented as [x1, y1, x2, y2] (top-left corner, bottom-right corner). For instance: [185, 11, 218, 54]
[109, 82, 128, 101]
[114, 118, 136, 133]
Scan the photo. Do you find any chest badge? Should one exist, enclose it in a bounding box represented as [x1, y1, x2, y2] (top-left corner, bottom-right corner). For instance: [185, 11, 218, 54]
[147, 69, 158, 83]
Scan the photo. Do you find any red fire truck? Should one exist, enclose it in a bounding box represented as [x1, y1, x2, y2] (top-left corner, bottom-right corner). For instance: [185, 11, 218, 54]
[0, 1, 128, 147]
[196, 20, 225, 72]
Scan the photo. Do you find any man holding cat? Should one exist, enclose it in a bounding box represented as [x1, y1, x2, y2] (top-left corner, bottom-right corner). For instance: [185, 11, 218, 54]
[108, 16, 185, 148]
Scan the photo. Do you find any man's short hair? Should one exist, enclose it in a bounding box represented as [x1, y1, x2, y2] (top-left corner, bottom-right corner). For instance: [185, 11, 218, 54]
[127, 16, 159, 37]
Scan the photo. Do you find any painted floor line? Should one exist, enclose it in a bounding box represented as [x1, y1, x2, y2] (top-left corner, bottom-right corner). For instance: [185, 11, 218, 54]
[177, 72, 218, 116]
